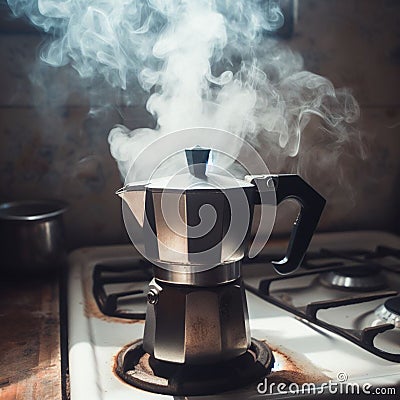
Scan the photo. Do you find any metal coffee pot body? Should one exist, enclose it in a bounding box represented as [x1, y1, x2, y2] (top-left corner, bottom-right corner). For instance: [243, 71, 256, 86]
[117, 147, 326, 364]
[117, 148, 325, 276]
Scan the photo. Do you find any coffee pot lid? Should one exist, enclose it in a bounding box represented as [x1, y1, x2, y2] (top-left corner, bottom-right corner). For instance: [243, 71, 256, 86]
[146, 146, 253, 191]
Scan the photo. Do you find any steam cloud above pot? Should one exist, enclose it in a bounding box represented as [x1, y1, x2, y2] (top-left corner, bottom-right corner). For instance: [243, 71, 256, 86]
[7, 0, 361, 182]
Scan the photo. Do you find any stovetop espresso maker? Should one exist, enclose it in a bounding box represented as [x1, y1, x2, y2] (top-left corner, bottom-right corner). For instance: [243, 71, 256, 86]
[117, 147, 325, 365]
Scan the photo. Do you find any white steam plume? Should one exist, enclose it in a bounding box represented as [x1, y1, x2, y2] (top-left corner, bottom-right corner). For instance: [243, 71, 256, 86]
[7, 0, 361, 181]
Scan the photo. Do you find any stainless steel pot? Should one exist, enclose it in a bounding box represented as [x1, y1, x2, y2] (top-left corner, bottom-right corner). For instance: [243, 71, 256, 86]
[118, 147, 326, 276]
[0, 199, 68, 274]
[118, 147, 326, 365]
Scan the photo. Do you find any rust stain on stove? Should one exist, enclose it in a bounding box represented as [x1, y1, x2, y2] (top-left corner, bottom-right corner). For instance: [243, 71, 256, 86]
[112, 341, 158, 390]
[263, 340, 330, 385]
[83, 275, 144, 324]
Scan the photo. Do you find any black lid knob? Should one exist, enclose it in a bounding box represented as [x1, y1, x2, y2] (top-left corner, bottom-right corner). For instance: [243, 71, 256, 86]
[185, 146, 210, 178]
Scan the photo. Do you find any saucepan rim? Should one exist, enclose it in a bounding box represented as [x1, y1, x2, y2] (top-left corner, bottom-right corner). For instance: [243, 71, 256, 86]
[0, 199, 68, 221]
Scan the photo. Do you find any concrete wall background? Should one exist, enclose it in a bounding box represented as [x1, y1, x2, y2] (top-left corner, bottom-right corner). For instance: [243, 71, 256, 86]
[0, 0, 399, 248]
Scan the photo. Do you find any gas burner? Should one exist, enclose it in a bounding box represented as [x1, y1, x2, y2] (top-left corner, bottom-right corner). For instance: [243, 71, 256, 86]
[375, 296, 400, 328]
[319, 265, 387, 291]
[115, 338, 274, 396]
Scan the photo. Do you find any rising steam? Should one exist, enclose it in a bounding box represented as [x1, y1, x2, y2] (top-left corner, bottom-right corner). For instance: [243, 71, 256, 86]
[7, 0, 361, 181]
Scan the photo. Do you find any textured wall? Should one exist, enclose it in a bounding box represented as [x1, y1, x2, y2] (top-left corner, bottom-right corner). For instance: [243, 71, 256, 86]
[272, 0, 400, 235]
[0, 0, 399, 248]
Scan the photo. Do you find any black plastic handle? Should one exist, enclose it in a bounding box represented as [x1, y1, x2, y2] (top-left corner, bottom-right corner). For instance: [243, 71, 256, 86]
[251, 175, 326, 275]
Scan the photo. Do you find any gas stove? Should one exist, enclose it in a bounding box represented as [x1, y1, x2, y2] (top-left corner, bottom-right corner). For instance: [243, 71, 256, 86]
[67, 231, 400, 399]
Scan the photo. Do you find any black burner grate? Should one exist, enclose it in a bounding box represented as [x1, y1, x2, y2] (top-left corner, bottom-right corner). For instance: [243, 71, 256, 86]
[246, 246, 400, 362]
[92, 261, 152, 320]
[115, 339, 274, 396]
[91, 246, 400, 362]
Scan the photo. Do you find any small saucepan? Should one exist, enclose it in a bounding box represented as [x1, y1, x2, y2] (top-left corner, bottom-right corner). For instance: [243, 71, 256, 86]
[0, 199, 68, 275]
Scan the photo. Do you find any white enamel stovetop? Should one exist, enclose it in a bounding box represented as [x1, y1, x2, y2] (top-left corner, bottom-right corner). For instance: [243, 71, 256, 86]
[68, 231, 400, 399]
